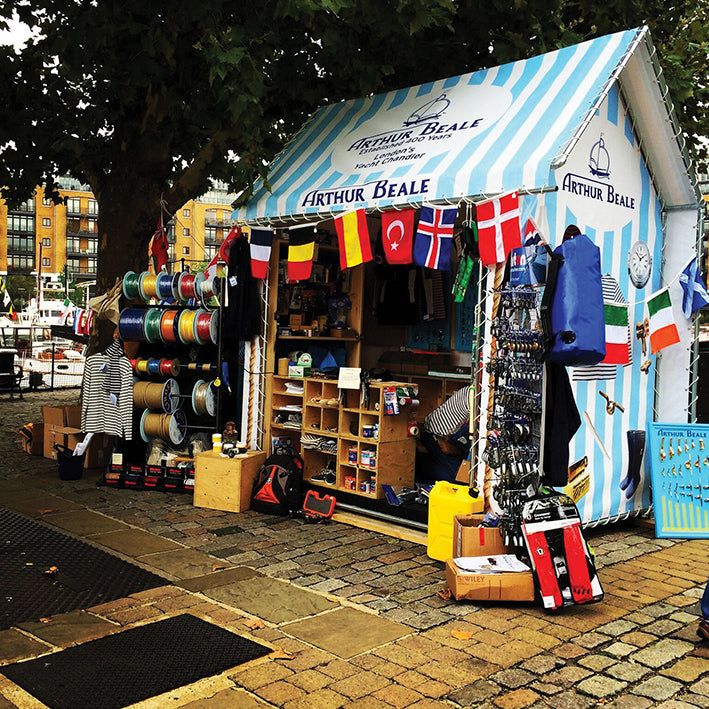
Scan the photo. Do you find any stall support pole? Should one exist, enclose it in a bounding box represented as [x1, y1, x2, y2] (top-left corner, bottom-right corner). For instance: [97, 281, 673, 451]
[690, 203, 705, 422]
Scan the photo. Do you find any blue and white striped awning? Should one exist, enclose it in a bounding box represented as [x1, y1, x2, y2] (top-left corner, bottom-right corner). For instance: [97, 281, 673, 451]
[234, 27, 693, 224]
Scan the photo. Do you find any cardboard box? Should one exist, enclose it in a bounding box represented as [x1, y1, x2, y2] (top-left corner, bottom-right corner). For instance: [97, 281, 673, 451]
[20, 422, 44, 455]
[65, 405, 82, 429]
[288, 364, 311, 378]
[44, 425, 82, 460]
[453, 514, 509, 558]
[446, 559, 536, 602]
[42, 405, 67, 427]
[194, 450, 267, 513]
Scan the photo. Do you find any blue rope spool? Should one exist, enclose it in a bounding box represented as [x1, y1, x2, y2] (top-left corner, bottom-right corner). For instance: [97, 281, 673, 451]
[118, 309, 147, 342]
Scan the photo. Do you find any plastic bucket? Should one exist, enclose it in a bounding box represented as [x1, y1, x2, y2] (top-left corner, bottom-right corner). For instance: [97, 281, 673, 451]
[54, 444, 84, 481]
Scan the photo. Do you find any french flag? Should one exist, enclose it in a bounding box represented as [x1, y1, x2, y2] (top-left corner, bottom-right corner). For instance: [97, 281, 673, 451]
[249, 227, 274, 279]
[413, 206, 458, 270]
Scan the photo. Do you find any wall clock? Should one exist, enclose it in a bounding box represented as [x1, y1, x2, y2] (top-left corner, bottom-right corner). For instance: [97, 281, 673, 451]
[628, 241, 652, 289]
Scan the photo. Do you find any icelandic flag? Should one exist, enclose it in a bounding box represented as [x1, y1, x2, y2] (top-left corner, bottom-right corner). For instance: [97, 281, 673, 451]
[679, 257, 709, 318]
[249, 227, 274, 279]
[477, 191, 521, 266]
[413, 206, 457, 270]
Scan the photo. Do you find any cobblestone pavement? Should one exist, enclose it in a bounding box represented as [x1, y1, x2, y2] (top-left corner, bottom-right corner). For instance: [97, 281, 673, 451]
[1, 389, 708, 708]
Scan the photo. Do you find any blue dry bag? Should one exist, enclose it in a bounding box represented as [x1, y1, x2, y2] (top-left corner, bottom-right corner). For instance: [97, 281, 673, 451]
[549, 234, 605, 366]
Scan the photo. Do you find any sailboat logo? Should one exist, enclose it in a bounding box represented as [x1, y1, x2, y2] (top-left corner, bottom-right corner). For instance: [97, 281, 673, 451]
[588, 134, 611, 178]
[403, 93, 450, 126]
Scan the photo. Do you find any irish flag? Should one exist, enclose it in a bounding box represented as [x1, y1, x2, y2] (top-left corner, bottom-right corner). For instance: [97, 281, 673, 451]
[602, 302, 630, 365]
[647, 288, 680, 354]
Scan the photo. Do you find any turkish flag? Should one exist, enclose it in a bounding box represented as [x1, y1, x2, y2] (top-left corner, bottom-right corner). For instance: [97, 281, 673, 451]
[381, 209, 414, 265]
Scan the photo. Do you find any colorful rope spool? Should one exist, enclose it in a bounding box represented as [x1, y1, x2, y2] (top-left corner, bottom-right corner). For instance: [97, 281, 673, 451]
[185, 362, 217, 373]
[177, 309, 198, 344]
[118, 309, 147, 342]
[134, 358, 150, 374]
[139, 271, 159, 301]
[123, 271, 141, 300]
[191, 379, 216, 416]
[177, 272, 198, 301]
[159, 358, 180, 377]
[194, 309, 218, 345]
[159, 309, 180, 343]
[156, 272, 175, 300]
[147, 358, 161, 375]
[133, 378, 180, 412]
[139, 408, 187, 444]
[141, 308, 162, 343]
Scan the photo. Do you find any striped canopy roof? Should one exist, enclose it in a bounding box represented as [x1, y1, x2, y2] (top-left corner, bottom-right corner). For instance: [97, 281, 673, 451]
[234, 27, 696, 224]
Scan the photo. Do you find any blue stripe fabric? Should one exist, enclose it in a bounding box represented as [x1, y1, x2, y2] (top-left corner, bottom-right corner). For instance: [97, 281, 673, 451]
[235, 28, 640, 222]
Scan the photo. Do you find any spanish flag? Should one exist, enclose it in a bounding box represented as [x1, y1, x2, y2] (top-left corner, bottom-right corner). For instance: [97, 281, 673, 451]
[287, 224, 316, 282]
[335, 209, 373, 270]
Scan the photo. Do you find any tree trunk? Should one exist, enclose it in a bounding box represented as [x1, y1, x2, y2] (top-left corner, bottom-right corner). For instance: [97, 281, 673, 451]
[90, 169, 166, 352]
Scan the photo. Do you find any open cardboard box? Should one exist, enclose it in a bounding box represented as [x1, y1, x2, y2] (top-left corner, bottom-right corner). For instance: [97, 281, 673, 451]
[447, 513, 536, 602]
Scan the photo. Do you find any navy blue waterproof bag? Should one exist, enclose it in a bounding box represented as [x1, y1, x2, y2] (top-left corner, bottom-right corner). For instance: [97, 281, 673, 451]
[549, 234, 605, 366]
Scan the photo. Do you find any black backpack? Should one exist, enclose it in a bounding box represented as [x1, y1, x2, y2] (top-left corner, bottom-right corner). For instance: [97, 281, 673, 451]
[251, 453, 304, 515]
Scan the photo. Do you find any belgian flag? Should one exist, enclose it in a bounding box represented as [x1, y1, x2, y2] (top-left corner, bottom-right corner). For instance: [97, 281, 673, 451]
[287, 224, 317, 282]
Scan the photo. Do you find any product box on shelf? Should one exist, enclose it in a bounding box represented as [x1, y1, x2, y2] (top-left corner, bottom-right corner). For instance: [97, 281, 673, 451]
[445, 559, 536, 602]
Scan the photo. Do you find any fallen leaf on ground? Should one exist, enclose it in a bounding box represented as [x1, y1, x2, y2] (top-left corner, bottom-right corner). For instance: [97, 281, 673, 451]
[244, 618, 265, 630]
[39, 617, 53, 623]
[211, 564, 228, 572]
[451, 631, 474, 641]
[438, 587, 452, 601]
[270, 649, 294, 660]
[44, 566, 58, 575]
[39, 509, 57, 515]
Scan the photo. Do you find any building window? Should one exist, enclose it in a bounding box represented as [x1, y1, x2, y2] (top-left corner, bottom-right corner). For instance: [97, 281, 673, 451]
[183, 209, 191, 218]
[42, 196, 52, 207]
[8, 254, 34, 271]
[204, 245, 218, 261]
[183, 228, 190, 237]
[87, 198, 98, 215]
[182, 247, 190, 255]
[42, 257, 50, 267]
[42, 217, 51, 227]
[42, 238, 51, 247]
[17, 198, 35, 212]
[8, 214, 35, 232]
[66, 196, 81, 213]
[7, 234, 34, 253]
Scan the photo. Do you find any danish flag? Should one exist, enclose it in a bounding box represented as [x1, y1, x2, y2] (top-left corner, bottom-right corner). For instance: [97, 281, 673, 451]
[477, 191, 522, 266]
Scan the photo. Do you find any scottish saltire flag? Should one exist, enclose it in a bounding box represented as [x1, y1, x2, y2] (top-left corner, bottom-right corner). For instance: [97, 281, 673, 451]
[647, 288, 680, 354]
[601, 302, 630, 365]
[413, 206, 457, 270]
[249, 228, 274, 279]
[679, 257, 709, 318]
[477, 192, 521, 266]
[334, 209, 373, 269]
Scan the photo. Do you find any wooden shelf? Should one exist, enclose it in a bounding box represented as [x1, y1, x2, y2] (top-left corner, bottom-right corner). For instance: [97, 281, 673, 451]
[279, 335, 359, 342]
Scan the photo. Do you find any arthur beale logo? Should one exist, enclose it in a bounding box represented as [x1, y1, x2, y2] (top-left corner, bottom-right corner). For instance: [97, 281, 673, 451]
[403, 93, 451, 126]
[561, 133, 635, 209]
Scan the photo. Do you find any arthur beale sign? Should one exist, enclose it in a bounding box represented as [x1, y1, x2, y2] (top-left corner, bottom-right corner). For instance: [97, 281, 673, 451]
[300, 83, 513, 209]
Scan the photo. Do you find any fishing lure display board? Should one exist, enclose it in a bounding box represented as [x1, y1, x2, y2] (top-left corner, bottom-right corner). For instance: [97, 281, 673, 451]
[647, 422, 709, 539]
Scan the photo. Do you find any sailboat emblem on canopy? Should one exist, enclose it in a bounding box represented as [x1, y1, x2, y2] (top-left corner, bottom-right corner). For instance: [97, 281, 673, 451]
[403, 93, 450, 126]
[588, 134, 611, 178]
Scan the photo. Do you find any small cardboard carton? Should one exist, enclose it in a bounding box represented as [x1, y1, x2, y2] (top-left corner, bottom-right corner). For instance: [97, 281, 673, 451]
[446, 559, 536, 602]
[41, 405, 67, 427]
[20, 422, 44, 455]
[453, 514, 509, 558]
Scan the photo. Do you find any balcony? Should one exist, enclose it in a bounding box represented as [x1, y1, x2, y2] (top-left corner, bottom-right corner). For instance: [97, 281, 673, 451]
[66, 226, 98, 237]
[69, 264, 97, 278]
[204, 216, 231, 228]
[204, 234, 221, 245]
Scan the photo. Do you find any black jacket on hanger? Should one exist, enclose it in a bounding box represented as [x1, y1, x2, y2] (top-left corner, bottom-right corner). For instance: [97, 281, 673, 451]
[223, 235, 261, 344]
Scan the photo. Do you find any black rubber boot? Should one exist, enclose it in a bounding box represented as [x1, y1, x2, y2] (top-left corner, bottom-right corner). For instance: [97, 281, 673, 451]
[620, 429, 645, 499]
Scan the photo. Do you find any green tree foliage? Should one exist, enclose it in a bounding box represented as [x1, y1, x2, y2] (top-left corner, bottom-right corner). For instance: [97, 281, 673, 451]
[0, 0, 706, 305]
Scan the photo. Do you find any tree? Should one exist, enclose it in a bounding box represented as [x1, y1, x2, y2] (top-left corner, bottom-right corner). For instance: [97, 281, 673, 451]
[1, 0, 707, 331]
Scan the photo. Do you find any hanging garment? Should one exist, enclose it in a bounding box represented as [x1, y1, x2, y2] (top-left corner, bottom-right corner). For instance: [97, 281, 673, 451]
[543, 362, 581, 487]
[223, 235, 262, 343]
[81, 339, 134, 439]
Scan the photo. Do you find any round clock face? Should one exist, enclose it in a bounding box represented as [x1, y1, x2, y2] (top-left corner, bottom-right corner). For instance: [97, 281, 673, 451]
[628, 241, 652, 289]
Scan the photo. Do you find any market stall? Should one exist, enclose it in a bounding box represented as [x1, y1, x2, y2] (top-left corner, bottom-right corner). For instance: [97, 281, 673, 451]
[231, 26, 700, 533]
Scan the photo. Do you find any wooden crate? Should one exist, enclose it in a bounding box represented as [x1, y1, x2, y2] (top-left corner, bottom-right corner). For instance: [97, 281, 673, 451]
[193, 450, 267, 513]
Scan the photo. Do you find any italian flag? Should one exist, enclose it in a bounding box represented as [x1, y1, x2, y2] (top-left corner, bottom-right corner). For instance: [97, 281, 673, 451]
[647, 288, 680, 354]
[602, 302, 630, 365]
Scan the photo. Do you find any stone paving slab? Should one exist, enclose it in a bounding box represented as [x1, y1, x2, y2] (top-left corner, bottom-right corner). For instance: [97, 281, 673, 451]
[91, 528, 183, 556]
[281, 606, 411, 658]
[41, 508, 131, 535]
[17, 610, 118, 647]
[203, 576, 338, 625]
[2, 489, 82, 518]
[137, 548, 228, 579]
[177, 566, 263, 592]
[0, 630, 52, 665]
